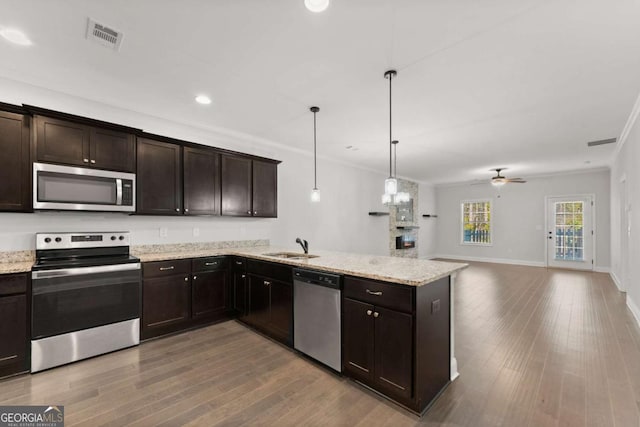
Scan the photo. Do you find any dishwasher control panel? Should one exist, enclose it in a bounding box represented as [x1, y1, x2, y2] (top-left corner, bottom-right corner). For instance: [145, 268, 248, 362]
[293, 268, 342, 289]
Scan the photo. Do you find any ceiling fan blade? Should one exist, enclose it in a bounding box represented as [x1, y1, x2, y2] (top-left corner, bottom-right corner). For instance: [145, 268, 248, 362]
[506, 179, 526, 183]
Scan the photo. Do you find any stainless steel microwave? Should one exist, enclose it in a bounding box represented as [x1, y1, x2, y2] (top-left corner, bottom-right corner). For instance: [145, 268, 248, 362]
[33, 163, 135, 212]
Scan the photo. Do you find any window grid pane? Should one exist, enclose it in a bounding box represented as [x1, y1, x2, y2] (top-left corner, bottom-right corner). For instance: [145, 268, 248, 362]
[553, 201, 584, 261]
[462, 201, 491, 244]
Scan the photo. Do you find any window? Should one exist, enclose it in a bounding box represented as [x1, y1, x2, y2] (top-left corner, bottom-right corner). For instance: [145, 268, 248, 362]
[461, 200, 492, 245]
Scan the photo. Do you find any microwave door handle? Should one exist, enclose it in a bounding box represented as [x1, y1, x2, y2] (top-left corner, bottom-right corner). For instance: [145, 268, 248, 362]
[116, 178, 123, 205]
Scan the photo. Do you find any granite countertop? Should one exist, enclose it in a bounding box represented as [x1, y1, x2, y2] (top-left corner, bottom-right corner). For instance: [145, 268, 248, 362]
[134, 246, 467, 287]
[0, 244, 467, 286]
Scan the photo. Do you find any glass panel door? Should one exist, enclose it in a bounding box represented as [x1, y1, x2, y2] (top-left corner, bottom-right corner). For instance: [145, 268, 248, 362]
[547, 196, 593, 270]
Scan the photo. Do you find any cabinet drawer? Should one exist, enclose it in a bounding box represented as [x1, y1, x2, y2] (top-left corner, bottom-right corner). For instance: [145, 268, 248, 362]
[344, 277, 413, 313]
[231, 257, 246, 272]
[192, 256, 227, 272]
[246, 259, 292, 283]
[143, 259, 191, 278]
[0, 273, 28, 296]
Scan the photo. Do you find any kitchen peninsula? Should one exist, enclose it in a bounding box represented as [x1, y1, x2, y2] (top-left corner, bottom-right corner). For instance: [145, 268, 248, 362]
[0, 242, 466, 415]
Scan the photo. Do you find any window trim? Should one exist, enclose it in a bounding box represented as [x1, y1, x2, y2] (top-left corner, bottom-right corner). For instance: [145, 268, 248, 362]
[460, 198, 493, 246]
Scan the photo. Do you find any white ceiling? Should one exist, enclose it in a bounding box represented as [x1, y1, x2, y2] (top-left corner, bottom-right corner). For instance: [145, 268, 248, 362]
[1, 0, 639, 184]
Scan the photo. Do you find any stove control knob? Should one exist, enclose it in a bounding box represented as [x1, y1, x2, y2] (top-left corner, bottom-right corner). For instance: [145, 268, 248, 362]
[119, 235, 125, 241]
[111, 236, 117, 241]
[44, 237, 51, 243]
[55, 237, 62, 243]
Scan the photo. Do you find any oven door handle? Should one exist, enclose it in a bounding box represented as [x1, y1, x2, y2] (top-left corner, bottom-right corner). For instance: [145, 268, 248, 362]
[32, 263, 141, 280]
[116, 178, 123, 205]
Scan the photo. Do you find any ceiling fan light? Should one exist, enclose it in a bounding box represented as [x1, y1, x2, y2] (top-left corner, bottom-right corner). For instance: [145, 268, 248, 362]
[304, 0, 330, 13]
[491, 179, 506, 187]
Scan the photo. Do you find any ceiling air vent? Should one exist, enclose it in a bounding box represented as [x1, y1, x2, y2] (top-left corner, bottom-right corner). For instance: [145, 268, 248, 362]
[86, 18, 123, 51]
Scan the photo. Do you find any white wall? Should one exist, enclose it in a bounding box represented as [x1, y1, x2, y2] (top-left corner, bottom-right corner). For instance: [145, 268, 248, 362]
[418, 184, 437, 259]
[0, 77, 389, 256]
[434, 170, 611, 270]
[610, 93, 640, 326]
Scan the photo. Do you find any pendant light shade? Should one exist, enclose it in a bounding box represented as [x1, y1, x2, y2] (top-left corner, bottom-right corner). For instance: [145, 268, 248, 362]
[310, 106, 321, 203]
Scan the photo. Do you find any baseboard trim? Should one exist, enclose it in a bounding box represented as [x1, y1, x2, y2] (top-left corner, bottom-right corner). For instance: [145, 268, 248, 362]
[627, 296, 640, 330]
[594, 266, 610, 274]
[610, 271, 624, 292]
[433, 254, 545, 268]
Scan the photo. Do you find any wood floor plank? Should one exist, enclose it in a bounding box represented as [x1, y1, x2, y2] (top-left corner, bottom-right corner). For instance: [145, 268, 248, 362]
[1, 262, 639, 426]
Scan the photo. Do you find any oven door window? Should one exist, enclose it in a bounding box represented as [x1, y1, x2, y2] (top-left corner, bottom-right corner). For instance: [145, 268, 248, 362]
[37, 172, 117, 205]
[32, 269, 140, 339]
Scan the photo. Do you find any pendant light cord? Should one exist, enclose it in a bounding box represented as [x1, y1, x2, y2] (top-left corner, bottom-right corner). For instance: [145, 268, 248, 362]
[389, 72, 393, 178]
[313, 110, 317, 189]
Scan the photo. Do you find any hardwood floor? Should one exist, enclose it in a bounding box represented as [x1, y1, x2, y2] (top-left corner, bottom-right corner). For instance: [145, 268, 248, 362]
[1, 262, 639, 426]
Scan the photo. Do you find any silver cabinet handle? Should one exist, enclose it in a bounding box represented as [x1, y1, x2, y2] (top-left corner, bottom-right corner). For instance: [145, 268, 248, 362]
[185, 208, 189, 212]
[83, 158, 89, 163]
[235, 261, 243, 265]
[160, 266, 174, 271]
[175, 208, 180, 212]
[241, 274, 246, 278]
[366, 310, 372, 316]
[247, 210, 251, 215]
[366, 289, 383, 296]
[254, 211, 257, 215]
[264, 280, 271, 286]
[373, 312, 379, 318]
[184, 277, 188, 282]
[90, 159, 96, 164]
[205, 262, 218, 266]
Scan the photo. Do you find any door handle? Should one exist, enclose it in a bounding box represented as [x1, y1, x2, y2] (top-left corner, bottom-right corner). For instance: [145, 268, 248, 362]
[366, 289, 383, 296]
[373, 312, 379, 318]
[264, 280, 271, 286]
[366, 310, 372, 316]
[193, 275, 197, 280]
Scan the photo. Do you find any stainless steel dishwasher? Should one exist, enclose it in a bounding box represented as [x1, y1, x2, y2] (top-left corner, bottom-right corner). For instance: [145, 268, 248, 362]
[293, 268, 342, 372]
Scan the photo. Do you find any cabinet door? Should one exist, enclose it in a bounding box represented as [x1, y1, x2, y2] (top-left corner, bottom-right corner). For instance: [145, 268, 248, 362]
[192, 270, 227, 320]
[342, 297, 375, 384]
[184, 147, 220, 215]
[90, 127, 135, 172]
[232, 271, 247, 317]
[136, 138, 182, 215]
[374, 306, 413, 400]
[269, 279, 292, 344]
[142, 275, 190, 333]
[0, 111, 30, 211]
[0, 294, 27, 377]
[252, 160, 277, 218]
[247, 275, 270, 327]
[221, 154, 252, 216]
[35, 116, 90, 167]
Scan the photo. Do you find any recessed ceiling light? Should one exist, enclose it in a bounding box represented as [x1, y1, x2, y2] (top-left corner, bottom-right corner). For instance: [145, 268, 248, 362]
[0, 28, 33, 46]
[195, 95, 212, 105]
[304, 0, 330, 13]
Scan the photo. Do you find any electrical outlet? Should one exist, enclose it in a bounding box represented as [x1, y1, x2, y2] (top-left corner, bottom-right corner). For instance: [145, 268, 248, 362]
[431, 299, 441, 314]
[159, 227, 168, 238]
[193, 227, 200, 237]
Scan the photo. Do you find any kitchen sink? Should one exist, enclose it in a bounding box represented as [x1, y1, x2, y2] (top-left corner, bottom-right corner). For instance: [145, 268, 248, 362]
[263, 252, 319, 260]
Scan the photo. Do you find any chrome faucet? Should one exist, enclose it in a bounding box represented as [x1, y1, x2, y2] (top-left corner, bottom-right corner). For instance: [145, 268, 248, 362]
[295, 237, 309, 254]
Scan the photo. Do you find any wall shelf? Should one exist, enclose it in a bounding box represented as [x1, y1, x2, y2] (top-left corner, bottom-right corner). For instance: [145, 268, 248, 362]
[422, 214, 438, 218]
[369, 212, 390, 216]
[396, 225, 420, 230]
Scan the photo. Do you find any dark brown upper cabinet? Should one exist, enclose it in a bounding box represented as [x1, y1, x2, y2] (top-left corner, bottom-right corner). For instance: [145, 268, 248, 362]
[34, 115, 135, 172]
[0, 109, 30, 212]
[221, 154, 277, 218]
[183, 146, 220, 216]
[136, 137, 182, 215]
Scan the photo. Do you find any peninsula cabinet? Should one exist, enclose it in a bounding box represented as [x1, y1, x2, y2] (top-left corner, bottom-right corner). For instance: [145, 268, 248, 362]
[221, 154, 278, 218]
[34, 115, 135, 172]
[243, 259, 293, 346]
[0, 273, 29, 379]
[0, 108, 30, 212]
[136, 137, 182, 215]
[342, 275, 451, 414]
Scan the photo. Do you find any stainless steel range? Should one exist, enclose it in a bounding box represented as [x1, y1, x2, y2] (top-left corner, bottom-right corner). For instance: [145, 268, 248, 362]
[31, 232, 141, 373]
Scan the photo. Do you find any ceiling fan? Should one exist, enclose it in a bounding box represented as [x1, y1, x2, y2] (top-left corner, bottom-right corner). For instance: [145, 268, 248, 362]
[488, 168, 526, 186]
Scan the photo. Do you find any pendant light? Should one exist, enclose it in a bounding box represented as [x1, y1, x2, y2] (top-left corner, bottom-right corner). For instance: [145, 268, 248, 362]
[383, 70, 398, 204]
[310, 106, 321, 202]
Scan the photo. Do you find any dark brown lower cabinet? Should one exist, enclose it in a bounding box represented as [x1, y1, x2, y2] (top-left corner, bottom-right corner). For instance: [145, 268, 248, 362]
[191, 270, 227, 320]
[342, 275, 451, 414]
[142, 274, 191, 339]
[244, 261, 293, 347]
[0, 273, 29, 378]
